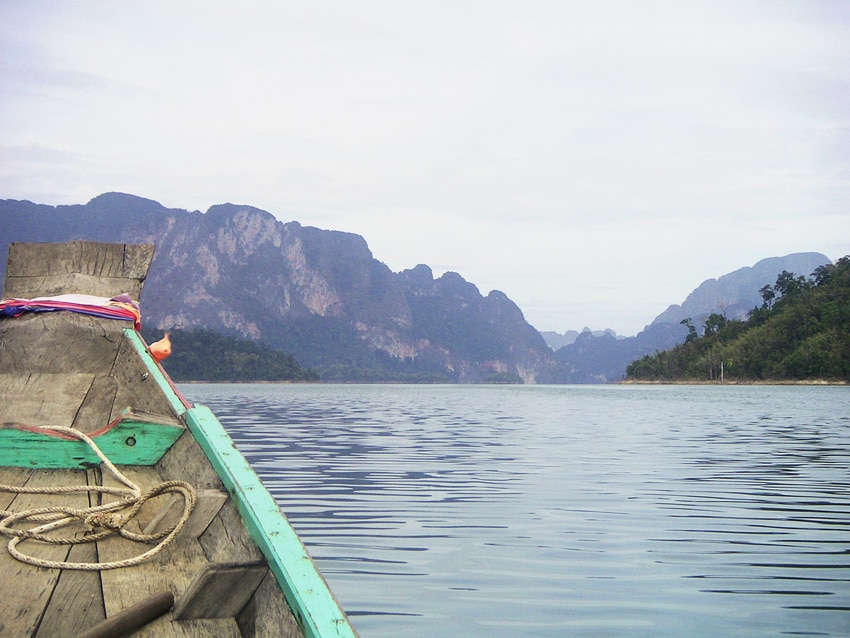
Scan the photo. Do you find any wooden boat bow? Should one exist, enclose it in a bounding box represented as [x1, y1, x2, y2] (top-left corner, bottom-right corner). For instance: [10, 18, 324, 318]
[0, 241, 357, 638]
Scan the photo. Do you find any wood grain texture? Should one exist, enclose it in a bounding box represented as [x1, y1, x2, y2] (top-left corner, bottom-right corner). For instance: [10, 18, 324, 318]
[73, 375, 119, 433]
[0, 313, 126, 376]
[173, 562, 268, 620]
[238, 571, 305, 638]
[94, 460, 244, 638]
[111, 333, 184, 423]
[77, 591, 172, 638]
[0, 469, 90, 637]
[4, 241, 154, 299]
[144, 489, 228, 540]
[0, 372, 94, 427]
[0, 466, 33, 510]
[35, 542, 106, 637]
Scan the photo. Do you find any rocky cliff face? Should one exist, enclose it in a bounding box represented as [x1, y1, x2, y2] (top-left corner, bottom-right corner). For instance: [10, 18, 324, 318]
[0, 193, 556, 383]
[398, 265, 556, 383]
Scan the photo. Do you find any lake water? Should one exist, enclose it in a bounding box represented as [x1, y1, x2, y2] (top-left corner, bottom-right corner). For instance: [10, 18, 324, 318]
[180, 384, 850, 637]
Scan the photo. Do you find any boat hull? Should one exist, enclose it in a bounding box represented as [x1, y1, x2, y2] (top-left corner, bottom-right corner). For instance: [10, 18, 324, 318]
[0, 241, 356, 637]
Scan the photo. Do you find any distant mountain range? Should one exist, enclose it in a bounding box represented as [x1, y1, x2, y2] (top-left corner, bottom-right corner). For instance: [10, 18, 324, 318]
[0, 193, 556, 383]
[546, 252, 831, 382]
[0, 193, 831, 383]
[540, 328, 622, 350]
[650, 253, 832, 326]
[626, 256, 849, 382]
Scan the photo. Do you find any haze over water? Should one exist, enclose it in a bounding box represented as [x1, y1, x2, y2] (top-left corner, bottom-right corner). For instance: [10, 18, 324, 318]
[182, 384, 850, 637]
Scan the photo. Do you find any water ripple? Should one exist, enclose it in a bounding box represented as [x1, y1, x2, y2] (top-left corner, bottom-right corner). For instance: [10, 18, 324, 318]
[183, 384, 850, 638]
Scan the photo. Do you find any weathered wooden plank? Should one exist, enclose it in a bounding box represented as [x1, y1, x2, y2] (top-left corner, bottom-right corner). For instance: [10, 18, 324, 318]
[0, 468, 90, 638]
[6, 241, 85, 278]
[3, 274, 145, 300]
[72, 375, 119, 433]
[0, 467, 33, 510]
[238, 570, 305, 638]
[94, 464, 199, 601]
[78, 591, 173, 638]
[157, 431, 224, 493]
[95, 464, 242, 638]
[173, 562, 268, 620]
[144, 489, 228, 540]
[182, 473, 305, 635]
[4, 241, 154, 299]
[35, 542, 106, 637]
[138, 617, 243, 638]
[79, 241, 128, 280]
[0, 313, 126, 375]
[78, 591, 174, 638]
[111, 332, 186, 423]
[185, 404, 357, 638]
[0, 373, 95, 427]
[198, 498, 265, 564]
[121, 243, 156, 280]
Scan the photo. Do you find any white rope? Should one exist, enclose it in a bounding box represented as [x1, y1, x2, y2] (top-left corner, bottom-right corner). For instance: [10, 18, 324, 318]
[0, 425, 196, 571]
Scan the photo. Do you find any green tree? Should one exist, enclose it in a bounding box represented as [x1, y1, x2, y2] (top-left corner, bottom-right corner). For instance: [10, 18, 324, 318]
[702, 312, 728, 337]
[626, 257, 850, 383]
[774, 270, 810, 299]
[680, 318, 698, 343]
[759, 284, 775, 309]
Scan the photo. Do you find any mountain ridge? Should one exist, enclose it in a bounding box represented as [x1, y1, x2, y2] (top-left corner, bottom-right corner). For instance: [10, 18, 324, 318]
[651, 253, 831, 327]
[0, 192, 556, 383]
[0, 192, 831, 383]
[626, 256, 850, 382]
[548, 251, 832, 382]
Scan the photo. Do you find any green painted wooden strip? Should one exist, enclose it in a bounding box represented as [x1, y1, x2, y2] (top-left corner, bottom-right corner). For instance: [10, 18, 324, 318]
[184, 404, 357, 638]
[123, 328, 189, 417]
[0, 420, 184, 469]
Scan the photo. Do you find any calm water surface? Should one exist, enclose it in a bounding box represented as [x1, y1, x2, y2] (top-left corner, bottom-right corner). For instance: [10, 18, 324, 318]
[180, 384, 850, 637]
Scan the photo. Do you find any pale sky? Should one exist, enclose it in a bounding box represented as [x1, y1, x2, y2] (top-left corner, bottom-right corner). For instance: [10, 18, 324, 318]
[2, 1, 848, 336]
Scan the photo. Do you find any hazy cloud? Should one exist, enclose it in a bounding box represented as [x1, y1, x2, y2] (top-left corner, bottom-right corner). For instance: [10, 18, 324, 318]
[1, 1, 848, 334]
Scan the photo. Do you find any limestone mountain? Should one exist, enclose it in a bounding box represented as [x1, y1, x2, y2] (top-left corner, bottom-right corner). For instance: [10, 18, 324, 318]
[651, 253, 831, 327]
[551, 252, 832, 383]
[540, 328, 620, 351]
[0, 193, 557, 383]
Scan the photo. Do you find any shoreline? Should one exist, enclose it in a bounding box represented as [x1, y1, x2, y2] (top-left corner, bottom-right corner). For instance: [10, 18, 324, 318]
[179, 379, 848, 386]
[620, 379, 848, 386]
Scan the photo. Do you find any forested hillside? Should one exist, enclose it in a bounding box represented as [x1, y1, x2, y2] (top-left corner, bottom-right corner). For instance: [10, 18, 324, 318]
[141, 328, 319, 382]
[626, 257, 850, 382]
[547, 252, 829, 383]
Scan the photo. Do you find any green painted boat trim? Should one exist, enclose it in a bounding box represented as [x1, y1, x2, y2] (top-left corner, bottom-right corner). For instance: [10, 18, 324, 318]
[125, 328, 356, 636]
[0, 329, 189, 471]
[0, 416, 184, 469]
[185, 404, 357, 638]
[123, 328, 191, 416]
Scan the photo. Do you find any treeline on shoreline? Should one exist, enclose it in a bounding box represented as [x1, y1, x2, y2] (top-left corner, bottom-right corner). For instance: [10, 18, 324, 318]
[141, 327, 320, 382]
[626, 257, 850, 383]
[141, 328, 529, 384]
[142, 256, 849, 386]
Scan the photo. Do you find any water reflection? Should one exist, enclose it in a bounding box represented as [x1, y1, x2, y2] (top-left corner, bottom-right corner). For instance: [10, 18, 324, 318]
[183, 384, 850, 637]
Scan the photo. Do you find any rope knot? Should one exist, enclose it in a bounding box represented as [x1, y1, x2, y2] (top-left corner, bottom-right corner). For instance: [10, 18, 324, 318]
[85, 512, 125, 531]
[1, 423, 196, 570]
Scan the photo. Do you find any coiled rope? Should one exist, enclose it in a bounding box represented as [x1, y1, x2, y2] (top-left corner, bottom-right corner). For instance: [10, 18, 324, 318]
[0, 425, 196, 571]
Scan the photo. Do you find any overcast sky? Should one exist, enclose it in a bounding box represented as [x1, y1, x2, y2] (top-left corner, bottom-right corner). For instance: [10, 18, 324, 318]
[1, 1, 848, 335]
